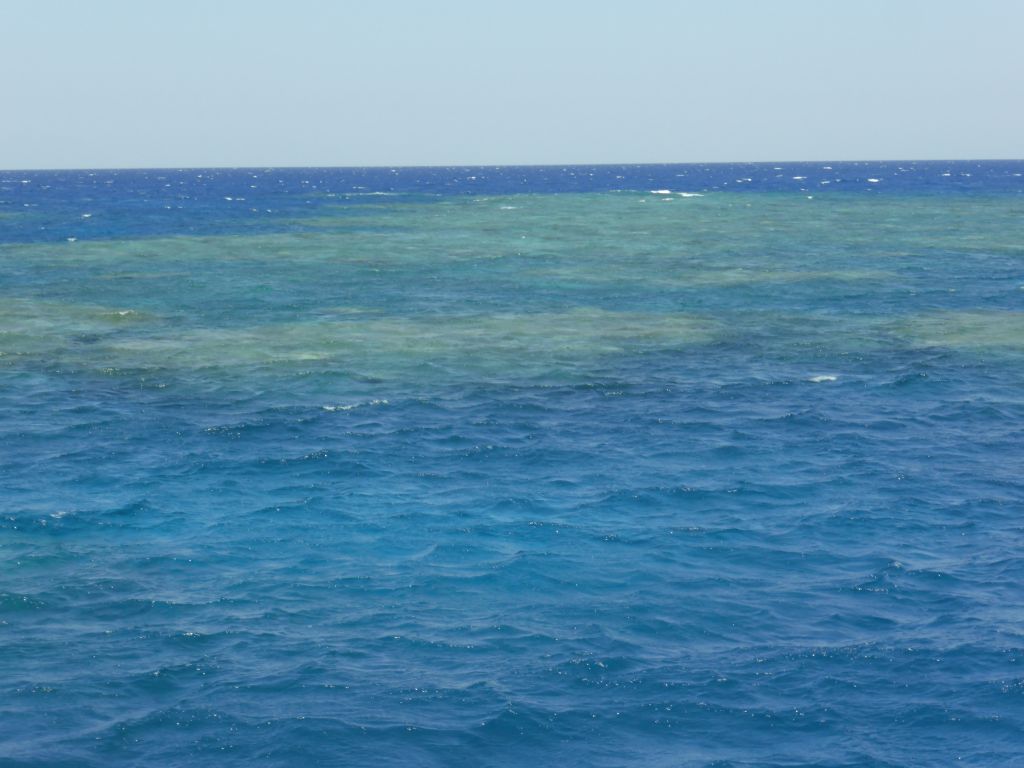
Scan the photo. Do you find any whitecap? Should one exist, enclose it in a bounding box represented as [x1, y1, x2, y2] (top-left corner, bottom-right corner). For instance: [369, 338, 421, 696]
[867, 178, 881, 183]
[808, 375, 837, 383]
[323, 399, 389, 412]
[649, 189, 672, 195]
[677, 192, 703, 197]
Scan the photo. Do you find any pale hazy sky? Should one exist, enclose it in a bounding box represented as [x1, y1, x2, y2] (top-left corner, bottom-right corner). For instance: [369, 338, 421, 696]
[3, 0, 1022, 169]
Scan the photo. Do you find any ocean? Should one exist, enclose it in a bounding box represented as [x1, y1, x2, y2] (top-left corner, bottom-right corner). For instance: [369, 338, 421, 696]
[1, 162, 1022, 766]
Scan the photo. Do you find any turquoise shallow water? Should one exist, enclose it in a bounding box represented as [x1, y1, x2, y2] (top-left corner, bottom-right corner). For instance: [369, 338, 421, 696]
[1, 164, 1023, 766]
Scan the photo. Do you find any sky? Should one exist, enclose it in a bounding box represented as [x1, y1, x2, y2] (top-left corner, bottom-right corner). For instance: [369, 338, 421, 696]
[2, 0, 1022, 169]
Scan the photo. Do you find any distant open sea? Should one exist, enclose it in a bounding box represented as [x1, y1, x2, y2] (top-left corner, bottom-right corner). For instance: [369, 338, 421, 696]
[2, 162, 1023, 766]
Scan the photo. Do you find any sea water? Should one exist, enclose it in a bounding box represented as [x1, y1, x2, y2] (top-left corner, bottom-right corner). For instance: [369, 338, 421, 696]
[1, 163, 1022, 766]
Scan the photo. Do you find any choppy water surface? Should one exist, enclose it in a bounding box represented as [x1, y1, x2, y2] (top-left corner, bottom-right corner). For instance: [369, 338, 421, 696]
[2, 163, 1023, 766]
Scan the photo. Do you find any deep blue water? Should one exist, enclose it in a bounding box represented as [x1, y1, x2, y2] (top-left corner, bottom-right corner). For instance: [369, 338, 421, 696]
[2, 163, 1023, 766]
[3, 161, 1023, 245]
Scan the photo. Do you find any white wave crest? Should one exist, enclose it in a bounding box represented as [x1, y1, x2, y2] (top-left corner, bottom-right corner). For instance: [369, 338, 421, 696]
[323, 399, 389, 412]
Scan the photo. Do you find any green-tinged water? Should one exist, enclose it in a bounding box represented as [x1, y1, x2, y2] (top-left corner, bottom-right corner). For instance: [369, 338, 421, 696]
[3, 193, 1022, 381]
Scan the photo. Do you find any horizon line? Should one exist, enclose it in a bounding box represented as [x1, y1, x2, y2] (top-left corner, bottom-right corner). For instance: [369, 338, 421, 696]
[3, 158, 1023, 174]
